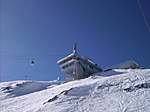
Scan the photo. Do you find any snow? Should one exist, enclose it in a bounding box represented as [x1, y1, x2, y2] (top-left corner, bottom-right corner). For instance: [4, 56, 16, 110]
[0, 69, 150, 112]
[0, 80, 61, 100]
[108, 60, 140, 69]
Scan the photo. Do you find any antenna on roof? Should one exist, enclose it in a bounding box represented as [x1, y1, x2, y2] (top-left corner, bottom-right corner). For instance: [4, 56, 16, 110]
[73, 43, 77, 54]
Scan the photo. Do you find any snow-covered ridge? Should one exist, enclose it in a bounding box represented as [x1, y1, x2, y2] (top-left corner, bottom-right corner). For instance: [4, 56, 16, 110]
[0, 80, 61, 100]
[0, 69, 150, 112]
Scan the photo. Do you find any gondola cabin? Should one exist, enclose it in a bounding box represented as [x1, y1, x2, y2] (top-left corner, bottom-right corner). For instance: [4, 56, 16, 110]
[57, 43, 103, 82]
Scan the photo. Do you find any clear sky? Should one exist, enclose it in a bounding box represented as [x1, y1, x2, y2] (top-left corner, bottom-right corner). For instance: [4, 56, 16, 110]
[0, 0, 150, 82]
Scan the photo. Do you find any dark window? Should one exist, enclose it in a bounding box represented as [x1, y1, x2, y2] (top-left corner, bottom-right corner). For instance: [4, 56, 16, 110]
[89, 65, 93, 69]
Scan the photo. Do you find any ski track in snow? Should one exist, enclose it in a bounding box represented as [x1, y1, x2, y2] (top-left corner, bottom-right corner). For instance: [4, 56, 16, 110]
[0, 69, 150, 112]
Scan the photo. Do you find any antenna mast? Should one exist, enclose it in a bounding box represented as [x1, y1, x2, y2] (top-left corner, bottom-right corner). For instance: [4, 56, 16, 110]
[73, 43, 77, 54]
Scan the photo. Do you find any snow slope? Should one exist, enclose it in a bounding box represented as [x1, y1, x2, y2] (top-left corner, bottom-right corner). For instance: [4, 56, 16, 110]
[0, 80, 61, 100]
[0, 69, 150, 112]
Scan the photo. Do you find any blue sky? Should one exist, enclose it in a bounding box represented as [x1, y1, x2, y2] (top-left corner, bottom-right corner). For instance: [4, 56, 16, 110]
[0, 0, 150, 82]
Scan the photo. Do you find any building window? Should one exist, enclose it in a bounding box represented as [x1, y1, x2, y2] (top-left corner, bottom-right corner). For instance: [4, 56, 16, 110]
[89, 65, 93, 69]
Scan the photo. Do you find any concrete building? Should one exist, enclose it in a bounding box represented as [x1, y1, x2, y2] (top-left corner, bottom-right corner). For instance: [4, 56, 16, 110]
[57, 43, 102, 82]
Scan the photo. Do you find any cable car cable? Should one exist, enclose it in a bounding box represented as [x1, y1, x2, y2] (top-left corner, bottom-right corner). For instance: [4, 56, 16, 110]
[137, 0, 150, 33]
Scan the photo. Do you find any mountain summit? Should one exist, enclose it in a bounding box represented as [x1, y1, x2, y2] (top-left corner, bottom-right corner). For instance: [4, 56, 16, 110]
[0, 69, 150, 112]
